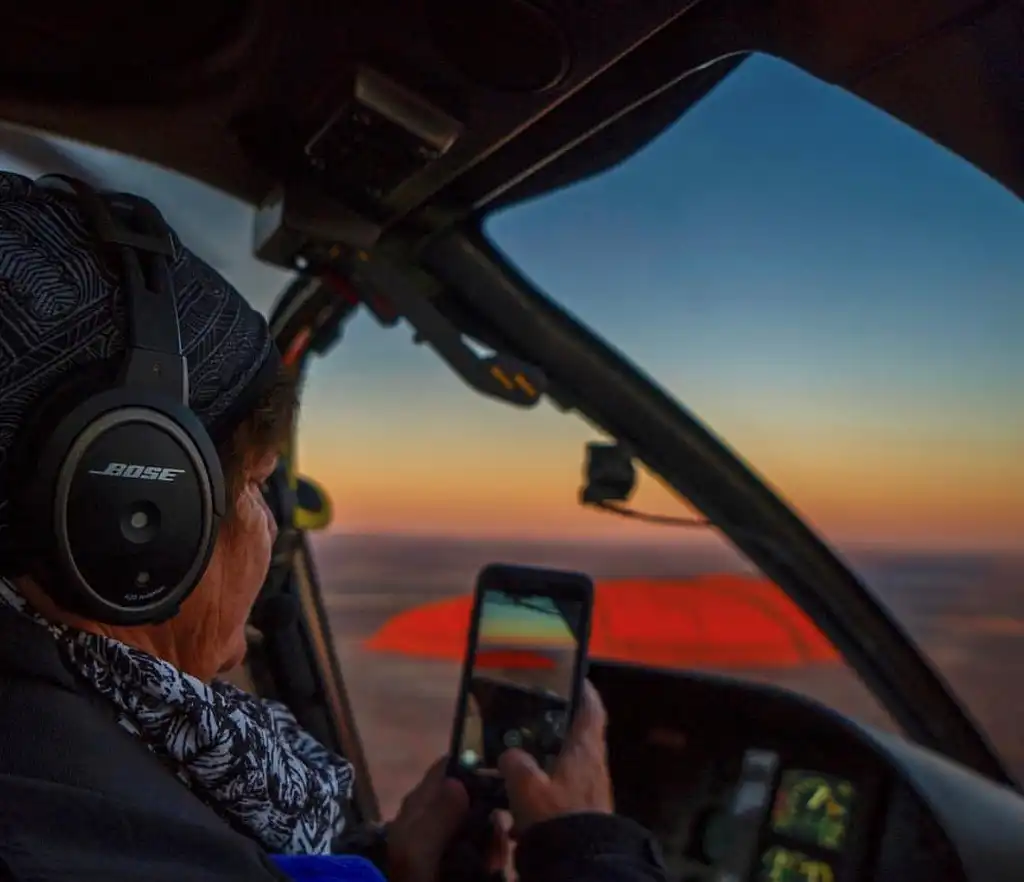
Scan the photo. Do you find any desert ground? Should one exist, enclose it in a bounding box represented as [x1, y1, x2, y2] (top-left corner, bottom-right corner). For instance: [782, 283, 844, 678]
[309, 533, 1024, 818]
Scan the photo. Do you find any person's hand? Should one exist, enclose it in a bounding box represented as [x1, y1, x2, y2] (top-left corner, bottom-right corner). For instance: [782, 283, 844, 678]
[487, 810, 516, 879]
[388, 758, 469, 882]
[497, 681, 614, 834]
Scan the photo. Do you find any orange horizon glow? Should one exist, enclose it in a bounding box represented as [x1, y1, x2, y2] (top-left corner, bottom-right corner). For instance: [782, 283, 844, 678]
[306, 496, 1024, 550]
[298, 436, 1024, 551]
[294, 361, 1023, 552]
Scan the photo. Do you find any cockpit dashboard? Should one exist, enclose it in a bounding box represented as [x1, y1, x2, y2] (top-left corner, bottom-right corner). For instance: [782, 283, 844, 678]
[589, 661, 1024, 882]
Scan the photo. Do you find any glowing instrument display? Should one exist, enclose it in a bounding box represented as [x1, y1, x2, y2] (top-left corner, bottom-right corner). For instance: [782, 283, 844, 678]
[760, 845, 836, 882]
[770, 770, 855, 850]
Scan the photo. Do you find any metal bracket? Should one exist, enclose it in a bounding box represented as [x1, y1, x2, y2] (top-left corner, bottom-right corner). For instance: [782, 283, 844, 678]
[343, 253, 547, 408]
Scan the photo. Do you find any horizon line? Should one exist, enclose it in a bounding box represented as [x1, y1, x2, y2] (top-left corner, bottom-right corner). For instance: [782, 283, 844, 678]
[309, 529, 1024, 557]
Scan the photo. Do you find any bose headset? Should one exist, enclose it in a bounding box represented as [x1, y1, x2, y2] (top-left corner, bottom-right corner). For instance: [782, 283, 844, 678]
[10, 175, 226, 626]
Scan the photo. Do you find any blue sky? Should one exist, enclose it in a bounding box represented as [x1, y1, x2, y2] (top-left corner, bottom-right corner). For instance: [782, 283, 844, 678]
[487, 55, 1021, 420]
[476, 55, 1023, 548]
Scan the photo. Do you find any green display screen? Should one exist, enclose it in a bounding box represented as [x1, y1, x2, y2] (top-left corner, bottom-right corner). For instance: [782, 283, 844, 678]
[760, 845, 836, 882]
[770, 770, 856, 851]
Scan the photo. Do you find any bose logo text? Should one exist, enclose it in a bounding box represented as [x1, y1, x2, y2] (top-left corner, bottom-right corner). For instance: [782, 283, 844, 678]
[88, 462, 186, 482]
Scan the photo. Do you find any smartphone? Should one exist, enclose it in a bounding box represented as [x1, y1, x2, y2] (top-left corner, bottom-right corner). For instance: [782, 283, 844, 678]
[448, 563, 594, 790]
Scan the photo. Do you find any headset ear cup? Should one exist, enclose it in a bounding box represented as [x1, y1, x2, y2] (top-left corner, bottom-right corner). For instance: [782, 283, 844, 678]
[37, 389, 224, 626]
[1, 364, 118, 575]
[8, 373, 225, 626]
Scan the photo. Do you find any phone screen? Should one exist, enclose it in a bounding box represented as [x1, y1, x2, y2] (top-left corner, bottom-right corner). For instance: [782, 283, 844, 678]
[454, 586, 587, 776]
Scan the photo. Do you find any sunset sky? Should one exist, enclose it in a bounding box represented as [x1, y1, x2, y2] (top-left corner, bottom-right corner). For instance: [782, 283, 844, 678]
[1, 54, 1020, 551]
[298, 55, 1023, 550]
[478, 592, 576, 647]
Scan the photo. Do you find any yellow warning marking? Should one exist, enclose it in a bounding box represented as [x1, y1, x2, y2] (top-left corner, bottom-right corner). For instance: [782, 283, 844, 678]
[490, 366, 515, 390]
[514, 374, 536, 397]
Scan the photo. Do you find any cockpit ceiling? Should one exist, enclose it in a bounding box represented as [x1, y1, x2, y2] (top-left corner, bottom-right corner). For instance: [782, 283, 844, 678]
[0, 0, 1019, 231]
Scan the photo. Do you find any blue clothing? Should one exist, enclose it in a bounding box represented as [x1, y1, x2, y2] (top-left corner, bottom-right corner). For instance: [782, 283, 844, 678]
[270, 854, 387, 882]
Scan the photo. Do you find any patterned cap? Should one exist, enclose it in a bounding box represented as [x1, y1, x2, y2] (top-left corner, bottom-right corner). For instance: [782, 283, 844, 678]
[0, 171, 275, 544]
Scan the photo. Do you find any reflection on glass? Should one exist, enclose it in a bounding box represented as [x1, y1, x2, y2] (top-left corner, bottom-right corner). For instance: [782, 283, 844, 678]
[457, 589, 581, 774]
[760, 845, 835, 882]
[770, 770, 855, 850]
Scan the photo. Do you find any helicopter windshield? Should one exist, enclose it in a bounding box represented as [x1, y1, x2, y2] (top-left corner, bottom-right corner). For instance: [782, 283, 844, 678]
[480, 55, 1023, 780]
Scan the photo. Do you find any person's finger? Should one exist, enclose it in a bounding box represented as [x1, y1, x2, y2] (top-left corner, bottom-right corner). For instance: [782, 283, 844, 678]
[577, 681, 607, 738]
[549, 682, 607, 784]
[486, 811, 514, 873]
[493, 810, 514, 835]
[433, 776, 470, 832]
[499, 748, 549, 823]
[499, 747, 545, 786]
[560, 681, 606, 758]
[396, 757, 461, 828]
[397, 756, 448, 815]
[423, 755, 450, 783]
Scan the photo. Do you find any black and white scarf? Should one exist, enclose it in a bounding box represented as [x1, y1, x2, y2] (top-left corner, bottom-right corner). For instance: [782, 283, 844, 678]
[0, 578, 355, 855]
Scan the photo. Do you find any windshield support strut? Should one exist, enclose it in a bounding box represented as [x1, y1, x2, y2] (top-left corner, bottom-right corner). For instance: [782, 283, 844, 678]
[344, 253, 548, 409]
[419, 226, 1016, 789]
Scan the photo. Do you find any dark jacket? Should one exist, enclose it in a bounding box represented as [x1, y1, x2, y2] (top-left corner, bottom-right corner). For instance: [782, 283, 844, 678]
[0, 607, 667, 882]
[516, 813, 669, 882]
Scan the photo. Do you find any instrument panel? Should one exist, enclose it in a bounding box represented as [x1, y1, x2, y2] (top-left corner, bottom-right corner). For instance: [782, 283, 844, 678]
[589, 661, 966, 882]
[761, 769, 858, 882]
[772, 770, 856, 851]
[626, 740, 879, 882]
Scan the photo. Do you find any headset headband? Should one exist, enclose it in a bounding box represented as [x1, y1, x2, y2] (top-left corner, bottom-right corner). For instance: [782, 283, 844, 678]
[36, 175, 188, 402]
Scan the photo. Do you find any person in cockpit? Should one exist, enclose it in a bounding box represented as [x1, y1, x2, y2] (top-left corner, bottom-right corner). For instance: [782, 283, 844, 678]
[0, 170, 667, 882]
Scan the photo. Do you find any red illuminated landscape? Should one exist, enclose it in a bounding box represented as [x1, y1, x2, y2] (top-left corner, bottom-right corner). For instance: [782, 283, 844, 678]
[311, 532, 1024, 817]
